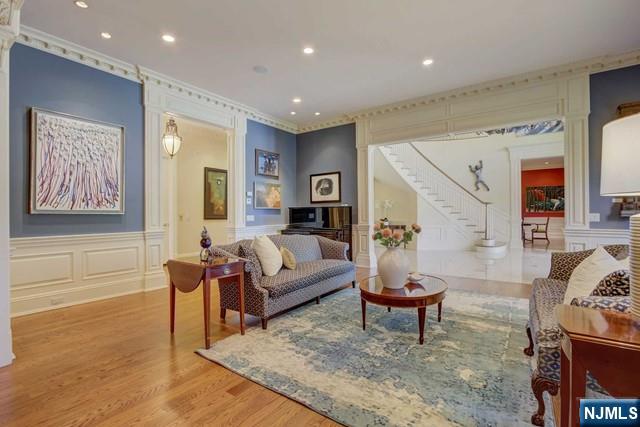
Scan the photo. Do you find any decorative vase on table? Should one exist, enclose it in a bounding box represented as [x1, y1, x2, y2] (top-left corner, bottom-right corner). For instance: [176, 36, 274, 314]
[372, 222, 422, 289]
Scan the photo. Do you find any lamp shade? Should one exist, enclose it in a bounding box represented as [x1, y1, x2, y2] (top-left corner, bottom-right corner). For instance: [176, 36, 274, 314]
[162, 118, 182, 159]
[600, 112, 640, 196]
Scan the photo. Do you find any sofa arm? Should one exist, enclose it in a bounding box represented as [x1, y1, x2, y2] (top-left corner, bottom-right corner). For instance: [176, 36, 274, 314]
[570, 296, 631, 314]
[315, 235, 349, 260]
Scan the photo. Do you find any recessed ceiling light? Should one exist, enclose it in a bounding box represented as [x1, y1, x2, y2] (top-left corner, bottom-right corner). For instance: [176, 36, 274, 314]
[101, 32, 112, 39]
[74, 1, 89, 8]
[290, 111, 296, 115]
[422, 58, 434, 66]
[303, 47, 314, 55]
[292, 97, 301, 103]
[314, 112, 320, 116]
[162, 34, 176, 43]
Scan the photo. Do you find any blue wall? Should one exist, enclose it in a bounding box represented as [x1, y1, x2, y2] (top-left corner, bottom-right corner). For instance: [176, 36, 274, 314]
[9, 44, 144, 237]
[589, 64, 640, 229]
[245, 120, 297, 225]
[296, 124, 357, 223]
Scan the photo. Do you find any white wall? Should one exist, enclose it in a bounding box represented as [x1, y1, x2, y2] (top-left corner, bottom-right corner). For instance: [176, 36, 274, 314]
[174, 117, 228, 256]
[413, 132, 564, 215]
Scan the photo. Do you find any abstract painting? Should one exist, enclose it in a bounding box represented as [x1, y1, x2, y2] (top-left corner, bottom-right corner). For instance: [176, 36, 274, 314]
[310, 171, 341, 203]
[204, 168, 228, 219]
[254, 182, 281, 209]
[255, 149, 280, 179]
[30, 108, 125, 214]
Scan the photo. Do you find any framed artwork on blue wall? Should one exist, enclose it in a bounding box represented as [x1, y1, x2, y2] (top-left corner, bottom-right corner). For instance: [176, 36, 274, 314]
[310, 171, 341, 203]
[29, 108, 125, 214]
[255, 149, 280, 179]
[254, 182, 281, 209]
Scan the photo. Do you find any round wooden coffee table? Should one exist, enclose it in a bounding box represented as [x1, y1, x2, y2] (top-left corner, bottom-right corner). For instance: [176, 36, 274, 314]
[359, 274, 447, 345]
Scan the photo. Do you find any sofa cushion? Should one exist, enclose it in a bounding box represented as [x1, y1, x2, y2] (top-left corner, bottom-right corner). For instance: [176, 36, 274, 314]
[570, 295, 632, 313]
[252, 235, 283, 276]
[268, 234, 323, 262]
[563, 246, 625, 304]
[591, 269, 630, 297]
[260, 259, 355, 298]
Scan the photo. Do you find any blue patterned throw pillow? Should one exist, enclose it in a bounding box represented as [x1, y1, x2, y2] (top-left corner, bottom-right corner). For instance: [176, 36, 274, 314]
[590, 269, 630, 297]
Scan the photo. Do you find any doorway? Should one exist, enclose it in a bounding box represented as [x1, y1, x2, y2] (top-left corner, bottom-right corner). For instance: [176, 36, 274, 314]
[165, 115, 229, 258]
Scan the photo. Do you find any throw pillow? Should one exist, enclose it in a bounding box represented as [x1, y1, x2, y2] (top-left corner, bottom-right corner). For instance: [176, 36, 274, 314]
[590, 269, 630, 297]
[251, 235, 282, 276]
[563, 246, 627, 305]
[280, 246, 297, 270]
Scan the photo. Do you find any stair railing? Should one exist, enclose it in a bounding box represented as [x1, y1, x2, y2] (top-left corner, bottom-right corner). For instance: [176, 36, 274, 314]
[387, 143, 492, 240]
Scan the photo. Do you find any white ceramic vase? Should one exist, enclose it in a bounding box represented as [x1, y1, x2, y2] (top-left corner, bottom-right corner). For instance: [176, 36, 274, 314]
[377, 247, 410, 289]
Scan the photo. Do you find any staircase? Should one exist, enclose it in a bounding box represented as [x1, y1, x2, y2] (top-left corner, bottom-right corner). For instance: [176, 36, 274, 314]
[379, 143, 509, 255]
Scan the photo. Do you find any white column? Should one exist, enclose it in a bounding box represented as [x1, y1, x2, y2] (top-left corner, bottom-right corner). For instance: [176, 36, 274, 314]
[0, 0, 23, 367]
[354, 119, 376, 267]
[142, 91, 166, 290]
[226, 115, 247, 243]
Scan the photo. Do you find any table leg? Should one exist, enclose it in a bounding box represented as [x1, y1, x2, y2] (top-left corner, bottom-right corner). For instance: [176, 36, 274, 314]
[170, 282, 176, 333]
[437, 302, 442, 322]
[418, 306, 426, 345]
[238, 272, 245, 335]
[203, 272, 211, 349]
[570, 354, 586, 427]
[387, 307, 391, 312]
[361, 298, 366, 331]
[560, 344, 570, 427]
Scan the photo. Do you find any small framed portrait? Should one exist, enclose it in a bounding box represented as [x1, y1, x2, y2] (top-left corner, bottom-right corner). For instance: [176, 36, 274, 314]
[255, 149, 280, 179]
[204, 167, 228, 219]
[310, 171, 341, 203]
[254, 182, 282, 209]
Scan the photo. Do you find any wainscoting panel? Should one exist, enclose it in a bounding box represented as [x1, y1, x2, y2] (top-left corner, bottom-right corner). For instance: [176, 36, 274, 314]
[563, 228, 630, 251]
[9, 232, 160, 316]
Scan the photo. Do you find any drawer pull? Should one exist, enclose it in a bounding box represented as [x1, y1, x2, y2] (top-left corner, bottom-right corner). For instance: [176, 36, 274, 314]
[223, 268, 231, 275]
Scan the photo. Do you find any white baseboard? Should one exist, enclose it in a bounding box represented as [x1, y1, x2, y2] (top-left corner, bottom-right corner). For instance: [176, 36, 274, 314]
[564, 227, 630, 251]
[10, 231, 163, 317]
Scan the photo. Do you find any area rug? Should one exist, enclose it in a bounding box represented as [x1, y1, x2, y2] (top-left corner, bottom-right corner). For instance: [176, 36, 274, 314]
[198, 288, 541, 426]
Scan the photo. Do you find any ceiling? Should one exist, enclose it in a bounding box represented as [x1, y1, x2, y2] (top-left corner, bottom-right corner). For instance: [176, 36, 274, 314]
[522, 156, 564, 171]
[21, 0, 640, 126]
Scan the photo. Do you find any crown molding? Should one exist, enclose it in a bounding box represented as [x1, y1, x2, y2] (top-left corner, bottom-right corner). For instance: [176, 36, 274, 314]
[345, 48, 640, 121]
[16, 26, 299, 134]
[13, 26, 640, 136]
[137, 67, 298, 134]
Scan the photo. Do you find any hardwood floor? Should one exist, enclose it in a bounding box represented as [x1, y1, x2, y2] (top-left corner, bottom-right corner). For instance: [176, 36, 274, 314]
[0, 268, 531, 426]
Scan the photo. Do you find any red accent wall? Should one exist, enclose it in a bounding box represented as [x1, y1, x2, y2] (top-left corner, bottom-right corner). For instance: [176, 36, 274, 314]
[522, 168, 564, 217]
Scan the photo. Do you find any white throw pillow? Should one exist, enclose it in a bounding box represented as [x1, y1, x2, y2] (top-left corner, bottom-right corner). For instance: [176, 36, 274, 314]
[251, 235, 282, 276]
[563, 246, 626, 304]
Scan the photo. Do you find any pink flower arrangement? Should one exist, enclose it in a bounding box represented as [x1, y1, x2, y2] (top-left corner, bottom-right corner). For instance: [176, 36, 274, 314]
[372, 221, 422, 248]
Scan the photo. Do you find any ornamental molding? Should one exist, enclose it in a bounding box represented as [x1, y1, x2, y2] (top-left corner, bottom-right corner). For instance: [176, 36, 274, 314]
[13, 25, 640, 136]
[298, 47, 640, 133]
[0, 0, 22, 26]
[17, 26, 298, 134]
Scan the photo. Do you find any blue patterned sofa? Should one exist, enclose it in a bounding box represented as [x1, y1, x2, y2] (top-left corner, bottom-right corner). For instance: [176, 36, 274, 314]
[212, 234, 355, 329]
[525, 244, 630, 426]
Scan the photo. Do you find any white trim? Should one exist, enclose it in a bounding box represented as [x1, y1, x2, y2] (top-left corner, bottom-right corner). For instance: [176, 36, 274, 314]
[9, 231, 165, 316]
[226, 224, 285, 242]
[0, 0, 21, 367]
[17, 26, 298, 134]
[564, 227, 630, 251]
[507, 139, 565, 248]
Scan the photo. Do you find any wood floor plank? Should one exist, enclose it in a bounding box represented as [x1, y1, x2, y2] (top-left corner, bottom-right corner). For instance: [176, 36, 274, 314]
[0, 267, 531, 426]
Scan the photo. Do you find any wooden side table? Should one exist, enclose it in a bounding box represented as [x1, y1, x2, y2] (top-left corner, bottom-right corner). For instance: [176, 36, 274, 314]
[167, 257, 246, 349]
[556, 305, 640, 426]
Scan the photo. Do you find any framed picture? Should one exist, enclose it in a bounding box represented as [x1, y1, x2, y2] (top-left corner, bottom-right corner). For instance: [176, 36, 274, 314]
[204, 168, 228, 219]
[525, 185, 564, 213]
[255, 149, 280, 179]
[310, 171, 341, 203]
[29, 108, 125, 214]
[254, 182, 281, 209]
